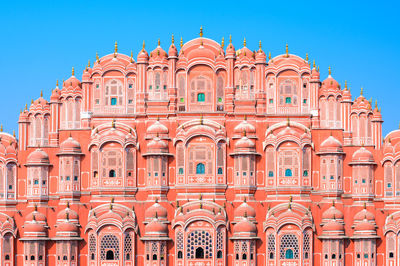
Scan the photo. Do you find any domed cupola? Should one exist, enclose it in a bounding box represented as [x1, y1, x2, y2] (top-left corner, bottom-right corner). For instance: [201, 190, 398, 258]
[58, 136, 82, 154]
[137, 41, 149, 63]
[146, 119, 169, 137]
[63, 67, 81, 89]
[351, 147, 375, 164]
[149, 39, 168, 64]
[321, 67, 340, 93]
[168, 35, 178, 57]
[233, 198, 256, 223]
[27, 148, 50, 165]
[311, 61, 320, 80]
[23, 207, 48, 238]
[50, 81, 61, 102]
[234, 119, 256, 137]
[234, 136, 255, 151]
[255, 40, 266, 64]
[321, 219, 345, 236]
[225, 35, 236, 58]
[319, 135, 344, 154]
[144, 200, 168, 223]
[232, 213, 258, 239]
[322, 203, 344, 221]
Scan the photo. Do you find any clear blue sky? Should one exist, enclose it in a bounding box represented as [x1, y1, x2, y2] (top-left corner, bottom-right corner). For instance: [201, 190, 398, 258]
[1, 0, 399, 136]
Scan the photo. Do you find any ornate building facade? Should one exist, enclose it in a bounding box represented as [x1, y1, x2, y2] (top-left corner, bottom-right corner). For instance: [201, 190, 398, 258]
[0, 32, 398, 266]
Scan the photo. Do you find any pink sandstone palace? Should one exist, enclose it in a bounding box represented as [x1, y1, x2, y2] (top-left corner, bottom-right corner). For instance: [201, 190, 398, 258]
[1, 30, 400, 266]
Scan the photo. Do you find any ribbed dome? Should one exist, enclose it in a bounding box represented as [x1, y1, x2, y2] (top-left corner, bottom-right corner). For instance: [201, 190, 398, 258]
[354, 219, 375, 231]
[168, 44, 178, 57]
[145, 202, 168, 220]
[323, 219, 344, 232]
[24, 221, 46, 234]
[51, 88, 61, 101]
[63, 75, 81, 88]
[137, 48, 149, 62]
[354, 208, 375, 221]
[320, 136, 343, 153]
[27, 148, 50, 165]
[322, 205, 344, 220]
[233, 218, 257, 237]
[59, 137, 82, 154]
[145, 219, 168, 236]
[234, 120, 256, 134]
[235, 136, 255, 149]
[56, 221, 78, 234]
[234, 202, 256, 219]
[226, 42, 236, 57]
[352, 147, 374, 162]
[322, 75, 340, 90]
[147, 120, 168, 135]
[57, 207, 79, 221]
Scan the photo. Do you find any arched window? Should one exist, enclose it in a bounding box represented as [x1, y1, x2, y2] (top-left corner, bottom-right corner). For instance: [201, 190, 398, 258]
[178, 251, 183, 259]
[106, 250, 114, 260]
[196, 163, 205, 174]
[242, 253, 247, 260]
[217, 250, 222, 259]
[89, 234, 96, 260]
[152, 254, 157, 260]
[197, 93, 205, 102]
[285, 169, 292, 177]
[196, 247, 204, 259]
[109, 170, 116, 177]
[105, 79, 123, 107]
[285, 249, 294, 259]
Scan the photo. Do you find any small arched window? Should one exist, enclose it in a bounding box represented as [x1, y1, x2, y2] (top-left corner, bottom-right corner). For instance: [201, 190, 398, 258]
[106, 250, 114, 260]
[218, 167, 223, 175]
[197, 93, 205, 102]
[109, 170, 116, 177]
[177, 251, 183, 259]
[196, 163, 205, 174]
[195, 247, 204, 259]
[285, 249, 294, 259]
[152, 254, 157, 260]
[5, 255, 10, 260]
[217, 250, 222, 258]
[242, 253, 247, 260]
[285, 169, 292, 177]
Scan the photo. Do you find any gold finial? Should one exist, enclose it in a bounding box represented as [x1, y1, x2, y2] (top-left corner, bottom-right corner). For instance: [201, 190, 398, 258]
[268, 52, 271, 60]
[180, 37, 183, 48]
[305, 53, 308, 61]
[31, 99, 34, 104]
[328, 66, 331, 75]
[332, 200, 335, 207]
[199, 193, 203, 200]
[199, 202, 203, 209]
[112, 119, 116, 128]
[56, 80, 59, 87]
[375, 100, 378, 109]
[13, 130, 15, 137]
[285, 43, 289, 56]
[363, 202, 367, 209]
[130, 51, 133, 63]
[72, 67, 75, 76]
[114, 41, 118, 54]
[360, 87, 364, 96]
[96, 52, 99, 63]
[288, 202, 292, 210]
[142, 40, 145, 50]
[88, 59, 91, 68]
[289, 196, 293, 202]
[229, 34, 232, 43]
[67, 201, 70, 208]
[40, 90, 43, 97]
[244, 211, 248, 218]
[33, 214, 36, 221]
[259, 40, 262, 51]
[317, 66, 320, 72]
[345, 80, 347, 89]
[109, 203, 113, 210]
[25, 104, 28, 111]
[1, 124, 3, 132]
[287, 117, 290, 126]
[171, 34, 174, 44]
[221, 37, 225, 49]
[243, 38, 246, 47]
[157, 38, 160, 46]
[199, 26, 203, 37]
[243, 129, 247, 137]
[313, 60, 315, 68]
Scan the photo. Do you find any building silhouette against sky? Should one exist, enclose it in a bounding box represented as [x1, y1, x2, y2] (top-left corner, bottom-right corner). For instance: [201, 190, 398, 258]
[0, 31, 398, 266]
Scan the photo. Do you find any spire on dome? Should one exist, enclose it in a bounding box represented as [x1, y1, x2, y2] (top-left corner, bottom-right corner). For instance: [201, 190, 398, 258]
[96, 52, 99, 63]
[56, 80, 59, 87]
[114, 41, 118, 57]
[199, 26, 203, 37]
[171, 34, 174, 44]
[285, 43, 289, 57]
[328, 66, 331, 76]
[313, 59, 316, 68]
[0, 124, 3, 132]
[360, 87, 364, 96]
[130, 51, 133, 63]
[259, 40, 262, 51]
[268, 52, 271, 60]
[221, 37, 225, 49]
[180, 37, 183, 48]
[40, 90, 43, 97]
[72, 67, 75, 76]
[13, 130, 15, 137]
[229, 34, 232, 43]
[243, 37, 246, 47]
[345, 80, 347, 89]
[157, 38, 160, 46]
[375, 100, 378, 109]
[142, 40, 145, 50]
[306, 53, 309, 61]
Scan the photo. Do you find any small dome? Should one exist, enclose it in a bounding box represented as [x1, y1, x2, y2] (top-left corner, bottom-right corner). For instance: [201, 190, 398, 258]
[56, 221, 78, 234]
[233, 218, 257, 235]
[226, 42, 236, 57]
[255, 48, 266, 63]
[145, 202, 168, 220]
[26, 210, 46, 223]
[27, 148, 50, 165]
[354, 208, 375, 221]
[147, 137, 168, 151]
[24, 221, 46, 234]
[169, 44, 178, 57]
[322, 75, 340, 90]
[32, 97, 49, 106]
[150, 45, 167, 60]
[322, 205, 344, 220]
[352, 147, 374, 163]
[354, 219, 375, 232]
[311, 67, 320, 80]
[323, 219, 344, 232]
[145, 219, 168, 236]
[137, 48, 149, 62]
[234, 120, 256, 134]
[57, 207, 79, 221]
[147, 120, 168, 135]
[63, 75, 81, 89]
[234, 202, 256, 219]
[59, 137, 82, 154]
[320, 136, 343, 153]
[50, 88, 61, 101]
[235, 136, 255, 149]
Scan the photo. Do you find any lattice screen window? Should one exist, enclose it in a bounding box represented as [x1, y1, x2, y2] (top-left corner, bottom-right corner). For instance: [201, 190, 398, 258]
[186, 230, 213, 259]
[104, 79, 123, 106]
[124, 234, 132, 260]
[100, 234, 120, 260]
[3, 234, 11, 260]
[216, 229, 223, 258]
[89, 234, 96, 260]
[267, 233, 276, 259]
[241, 241, 248, 259]
[279, 234, 299, 259]
[151, 242, 158, 260]
[278, 149, 299, 178]
[303, 231, 311, 259]
[102, 150, 123, 178]
[385, 162, 393, 196]
[387, 233, 395, 258]
[279, 79, 298, 106]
